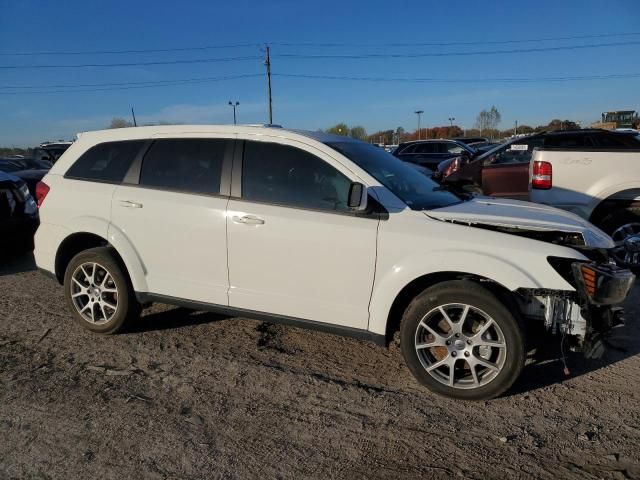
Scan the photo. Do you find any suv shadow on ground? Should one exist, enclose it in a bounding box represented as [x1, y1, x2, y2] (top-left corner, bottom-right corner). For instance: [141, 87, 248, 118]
[128, 307, 231, 333]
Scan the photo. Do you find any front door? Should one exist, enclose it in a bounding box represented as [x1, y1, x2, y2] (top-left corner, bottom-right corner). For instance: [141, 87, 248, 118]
[480, 138, 544, 199]
[226, 138, 378, 329]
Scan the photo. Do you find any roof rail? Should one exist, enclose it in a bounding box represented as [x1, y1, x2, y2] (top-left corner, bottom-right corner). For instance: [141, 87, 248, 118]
[240, 123, 283, 128]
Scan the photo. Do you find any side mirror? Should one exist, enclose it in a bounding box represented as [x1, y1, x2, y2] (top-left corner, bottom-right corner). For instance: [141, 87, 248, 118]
[348, 182, 368, 211]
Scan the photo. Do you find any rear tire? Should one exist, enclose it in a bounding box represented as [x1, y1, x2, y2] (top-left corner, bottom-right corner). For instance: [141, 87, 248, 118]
[400, 280, 525, 400]
[63, 247, 140, 334]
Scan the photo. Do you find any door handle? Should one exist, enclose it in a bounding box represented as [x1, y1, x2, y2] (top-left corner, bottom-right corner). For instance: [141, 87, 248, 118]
[119, 200, 143, 209]
[232, 215, 265, 225]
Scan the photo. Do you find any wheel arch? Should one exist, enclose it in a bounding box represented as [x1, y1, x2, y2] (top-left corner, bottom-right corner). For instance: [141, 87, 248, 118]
[55, 232, 109, 283]
[379, 271, 518, 345]
[589, 188, 640, 227]
[54, 230, 147, 293]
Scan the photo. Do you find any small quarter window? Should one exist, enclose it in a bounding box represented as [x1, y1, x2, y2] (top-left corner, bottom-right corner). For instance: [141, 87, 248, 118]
[65, 140, 144, 183]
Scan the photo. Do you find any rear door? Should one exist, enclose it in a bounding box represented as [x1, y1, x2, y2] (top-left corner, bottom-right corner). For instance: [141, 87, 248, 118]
[110, 136, 233, 304]
[480, 137, 544, 199]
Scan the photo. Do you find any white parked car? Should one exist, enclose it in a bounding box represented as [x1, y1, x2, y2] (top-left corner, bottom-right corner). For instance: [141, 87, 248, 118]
[34, 125, 634, 400]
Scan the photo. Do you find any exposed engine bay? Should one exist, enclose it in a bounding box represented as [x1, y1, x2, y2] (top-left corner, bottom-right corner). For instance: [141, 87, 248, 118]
[517, 291, 625, 358]
[516, 259, 634, 358]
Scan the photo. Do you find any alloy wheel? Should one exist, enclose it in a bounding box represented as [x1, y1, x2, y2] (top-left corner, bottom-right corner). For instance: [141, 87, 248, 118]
[70, 262, 119, 325]
[414, 303, 507, 389]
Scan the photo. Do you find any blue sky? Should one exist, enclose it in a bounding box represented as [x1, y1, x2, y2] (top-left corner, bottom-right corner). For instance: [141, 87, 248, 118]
[0, 0, 639, 146]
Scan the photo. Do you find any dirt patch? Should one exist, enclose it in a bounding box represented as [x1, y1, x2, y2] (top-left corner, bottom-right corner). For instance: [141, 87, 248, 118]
[1, 253, 639, 479]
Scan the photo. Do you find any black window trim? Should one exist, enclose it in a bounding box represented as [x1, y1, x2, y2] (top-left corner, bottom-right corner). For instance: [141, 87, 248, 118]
[231, 139, 383, 219]
[122, 137, 234, 198]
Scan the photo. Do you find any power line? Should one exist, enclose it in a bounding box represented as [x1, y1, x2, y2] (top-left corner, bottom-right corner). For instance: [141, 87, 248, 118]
[276, 40, 640, 59]
[0, 43, 263, 56]
[1, 72, 638, 95]
[0, 75, 263, 89]
[0, 73, 264, 94]
[2, 40, 638, 69]
[273, 72, 640, 83]
[0, 55, 262, 69]
[2, 32, 639, 56]
[272, 31, 640, 47]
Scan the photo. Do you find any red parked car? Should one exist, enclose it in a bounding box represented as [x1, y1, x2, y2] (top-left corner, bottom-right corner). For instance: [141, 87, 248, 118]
[436, 129, 640, 200]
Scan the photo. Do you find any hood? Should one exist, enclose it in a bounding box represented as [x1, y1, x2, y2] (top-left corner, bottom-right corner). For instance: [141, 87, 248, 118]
[426, 196, 614, 249]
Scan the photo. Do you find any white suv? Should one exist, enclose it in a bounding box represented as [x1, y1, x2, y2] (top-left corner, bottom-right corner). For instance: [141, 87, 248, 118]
[34, 125, 634, 400]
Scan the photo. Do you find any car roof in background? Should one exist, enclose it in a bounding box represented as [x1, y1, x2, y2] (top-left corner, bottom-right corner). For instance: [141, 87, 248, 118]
[399, 139, 464, 145]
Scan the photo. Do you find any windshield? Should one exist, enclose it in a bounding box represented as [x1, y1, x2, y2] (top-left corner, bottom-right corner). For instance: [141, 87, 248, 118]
[476, 135, 540, 162]
[326, 141, 462, 210]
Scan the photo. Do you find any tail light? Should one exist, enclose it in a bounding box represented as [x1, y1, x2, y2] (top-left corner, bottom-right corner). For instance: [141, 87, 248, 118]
[532, 161, 552, 189]
[443, 157, 460, 178]
[35, 181, 50, 207]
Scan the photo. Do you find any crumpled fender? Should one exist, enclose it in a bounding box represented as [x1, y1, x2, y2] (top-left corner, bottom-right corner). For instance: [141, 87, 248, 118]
[367, 247, 585, 336]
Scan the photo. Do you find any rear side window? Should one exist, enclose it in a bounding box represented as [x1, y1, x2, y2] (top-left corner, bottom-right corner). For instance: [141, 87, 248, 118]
[242, 141, 352, 212]
[65, 140, 144, 183]
[413, 143, 438, 154]
[544, 134, 595, 149]
[444, 142, 465, 154]
[592, 133, 640, 149]
[139, 139, 227, 195]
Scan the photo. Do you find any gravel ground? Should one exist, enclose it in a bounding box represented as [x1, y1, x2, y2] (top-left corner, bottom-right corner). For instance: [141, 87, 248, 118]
[1, 251, 639, 479]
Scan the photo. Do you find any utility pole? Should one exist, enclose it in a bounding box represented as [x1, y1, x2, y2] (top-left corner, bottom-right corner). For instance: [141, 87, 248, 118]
[131, 107, 137, 127]
[228, 101, 240, 124]
[448, 117, 455, 127]
[265, 45, 273, 124]
[514, 120, 518, 136]
[414, 110, 424, 140]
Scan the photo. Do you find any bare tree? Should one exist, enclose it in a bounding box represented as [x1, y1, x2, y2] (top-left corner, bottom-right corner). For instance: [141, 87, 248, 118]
[109, 117, 133, 129]
[349, 125, 367, 140]
[475, 106, 501, 136]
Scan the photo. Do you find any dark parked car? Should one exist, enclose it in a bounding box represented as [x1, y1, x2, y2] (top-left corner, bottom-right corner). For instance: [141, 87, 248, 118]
[436, 129, 640, 200]
[393, 139, 477, 170]
[467, 140, 499, 153]
[453, 137, 489, 145]
[0, 170, 39, 254]
[0, 157, 52, 196]
[31, 141, 72, 164]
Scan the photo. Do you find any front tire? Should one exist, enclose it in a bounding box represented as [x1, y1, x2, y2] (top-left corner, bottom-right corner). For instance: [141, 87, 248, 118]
[597, 204, 640, 271]
[63, 247, 140, 334]
[400, 280, 525, 400]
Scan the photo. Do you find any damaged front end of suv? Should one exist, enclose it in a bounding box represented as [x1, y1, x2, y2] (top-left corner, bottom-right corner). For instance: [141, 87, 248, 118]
[427, 197, 636, 358]
[518, 258, 633, 358]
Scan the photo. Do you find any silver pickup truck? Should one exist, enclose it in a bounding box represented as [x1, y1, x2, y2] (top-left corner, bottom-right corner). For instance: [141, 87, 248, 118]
[529, 133, 640, 269]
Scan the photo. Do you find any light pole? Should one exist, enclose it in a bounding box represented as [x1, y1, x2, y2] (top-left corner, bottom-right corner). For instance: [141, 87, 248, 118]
[414, 110, 424, 140]
[228, 101, 239, 124]
[448, 117, 455, 127]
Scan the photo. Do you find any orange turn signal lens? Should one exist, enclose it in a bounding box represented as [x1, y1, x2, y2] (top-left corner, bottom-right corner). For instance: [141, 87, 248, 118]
[580, 265, 597, 297]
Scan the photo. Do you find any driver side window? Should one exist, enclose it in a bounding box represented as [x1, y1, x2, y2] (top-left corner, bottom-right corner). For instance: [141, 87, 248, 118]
[241, 141, 352, 212]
